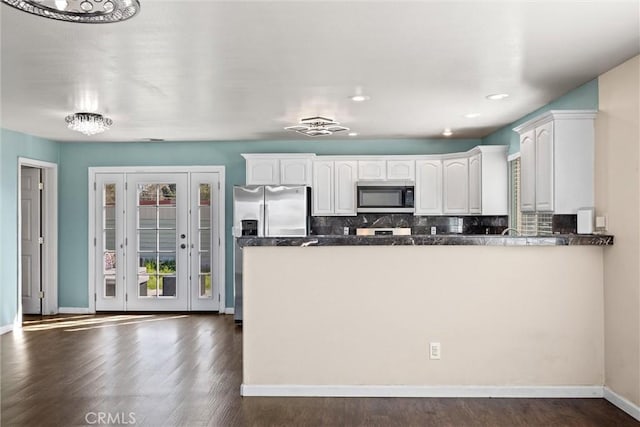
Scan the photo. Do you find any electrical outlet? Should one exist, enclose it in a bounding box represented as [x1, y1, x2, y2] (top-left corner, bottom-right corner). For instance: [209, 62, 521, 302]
[429, 342, 441, 360]
[430, 226, 436, 235]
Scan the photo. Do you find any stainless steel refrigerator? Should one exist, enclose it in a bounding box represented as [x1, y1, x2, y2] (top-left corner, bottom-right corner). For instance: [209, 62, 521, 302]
[232, 185, 310, 322]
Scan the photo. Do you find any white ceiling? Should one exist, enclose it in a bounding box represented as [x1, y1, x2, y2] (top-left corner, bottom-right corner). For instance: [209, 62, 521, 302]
[1, 0, 638, 143]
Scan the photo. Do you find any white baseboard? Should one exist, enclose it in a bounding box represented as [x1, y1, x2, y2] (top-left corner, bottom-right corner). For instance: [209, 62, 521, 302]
[240, 384, 604, 398]
[0, 324, 13, 335]
[224, 307, 235, 315]
[604, 386, 640, 421]
[58, 307, 91, 314]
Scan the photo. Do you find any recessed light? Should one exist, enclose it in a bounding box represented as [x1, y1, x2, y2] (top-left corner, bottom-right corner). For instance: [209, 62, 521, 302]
[348, 132, 358, 137]
[464, 113, 480, 118]
[350, 95, 370, 102]
[442, 128, 453, 137]
[486, 93, 509, 100]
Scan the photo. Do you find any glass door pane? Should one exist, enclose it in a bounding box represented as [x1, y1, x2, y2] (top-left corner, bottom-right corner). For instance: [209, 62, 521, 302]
[126, 174, 188, 311]
[95, 174, 125, 311]
[190, 173, 220, 311]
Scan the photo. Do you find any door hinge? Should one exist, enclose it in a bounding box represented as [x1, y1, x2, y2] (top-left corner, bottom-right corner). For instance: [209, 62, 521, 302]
[38, 182, 44, 191]
[39, 291, 45, 299]
[94, 293, 97, 302]
[218, 294, 220, 302]
[125, 182, 128, 190]
[218, 237, 221, 246]
[218, 182, 220, 190]
[94, 237, 97, 247]
[125, 293, 128, 302]
[94, 182, 97, 191]
[38, 237, 44, 245]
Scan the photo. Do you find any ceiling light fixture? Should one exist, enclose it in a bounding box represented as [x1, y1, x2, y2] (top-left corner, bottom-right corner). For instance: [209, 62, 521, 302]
[348, 132, 358, 137]
[350, 95, 370, 102]
[1, 0, 140, 23]
[442, 128, 453, 137]
[65, 112, 113, 136]
[464, 113, 481, 118]
[285, 116, 349, 137]
[486, 93, 509, 100]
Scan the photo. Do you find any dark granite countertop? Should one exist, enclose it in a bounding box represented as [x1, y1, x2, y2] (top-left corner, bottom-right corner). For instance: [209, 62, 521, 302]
[237, 234, 614, 247]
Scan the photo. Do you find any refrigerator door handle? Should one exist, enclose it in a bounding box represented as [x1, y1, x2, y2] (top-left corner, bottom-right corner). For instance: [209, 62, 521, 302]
[264, 203, 269, 236]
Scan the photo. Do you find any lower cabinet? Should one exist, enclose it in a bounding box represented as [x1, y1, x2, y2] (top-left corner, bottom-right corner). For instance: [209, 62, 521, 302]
[312, 160, 357, 216]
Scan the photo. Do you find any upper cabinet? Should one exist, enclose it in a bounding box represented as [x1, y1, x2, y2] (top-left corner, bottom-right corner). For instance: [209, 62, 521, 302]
[243, 154, 314, 186]
[513, 110, 597, 213]
[468, 153, 482, 214]
[415, 160, 442, 215]
[358, 159, 415, 181]
[443, 158, 469, 214]
[311, 159, 357, 216]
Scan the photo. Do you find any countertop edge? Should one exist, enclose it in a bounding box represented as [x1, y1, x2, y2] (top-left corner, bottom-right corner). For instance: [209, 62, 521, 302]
[236, 234, 614, 247]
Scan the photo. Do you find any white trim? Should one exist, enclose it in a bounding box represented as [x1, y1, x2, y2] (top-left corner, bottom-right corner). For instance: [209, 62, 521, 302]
[0, 324, 13, 335]
[224, 307, 235, 315]
[88, 166, 225, 313]
[604, 387, 640, 421]
[513, 109, 598, 133]
[507, 152, 521, 162]
[240, 384, 604, 398]
[17, 158, 59, 319]
[58, 307, 92, 314]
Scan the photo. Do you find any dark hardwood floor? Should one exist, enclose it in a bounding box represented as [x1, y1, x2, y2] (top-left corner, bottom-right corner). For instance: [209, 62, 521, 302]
[1, 314, 638, 427]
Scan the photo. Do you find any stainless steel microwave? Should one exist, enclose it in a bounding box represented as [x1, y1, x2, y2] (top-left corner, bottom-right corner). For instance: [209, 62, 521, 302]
[356, 181, 415, 213]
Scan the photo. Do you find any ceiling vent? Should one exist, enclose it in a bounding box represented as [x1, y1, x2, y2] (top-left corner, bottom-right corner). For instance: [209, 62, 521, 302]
[284, 116, 349, 137]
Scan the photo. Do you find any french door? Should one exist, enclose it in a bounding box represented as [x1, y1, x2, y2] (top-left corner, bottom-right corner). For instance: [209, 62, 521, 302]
[93, 171, 222, 311]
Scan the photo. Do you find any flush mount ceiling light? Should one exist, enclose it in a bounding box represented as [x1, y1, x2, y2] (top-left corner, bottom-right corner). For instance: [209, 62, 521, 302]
[350, 95, 370, 102]
[65, 112, 112, 135]
[463, 113, 481, 118]
[284, 116, 349, 137]
[486, 93, 509, 100]
[442, 128, 453, 137]
[1, 0, 140, 23]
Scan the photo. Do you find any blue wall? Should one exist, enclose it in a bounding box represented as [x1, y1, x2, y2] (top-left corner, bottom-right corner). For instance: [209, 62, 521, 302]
[58, 138, 481, 309]
[482, 79, 599, 154]
[0, 129, 59, 327]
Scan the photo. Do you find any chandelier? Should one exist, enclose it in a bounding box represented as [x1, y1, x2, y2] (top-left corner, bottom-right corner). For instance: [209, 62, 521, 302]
[65, 112, 113, 135]
[284, 117, 349, 137]
[1, 0, 140, 23]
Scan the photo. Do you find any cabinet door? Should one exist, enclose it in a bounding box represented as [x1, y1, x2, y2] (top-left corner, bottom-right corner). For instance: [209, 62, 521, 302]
[358, 161, 386, 180]
[468, 153, 482, 214]
[519, 129, 536, 212]
[415, 160, 442, 215]
[443, 158, 469, 214]
[334, 161, 357, 215]
[246, 158, 280, 185]
[280, 158, 312, 185]
[387, 160, 415, 180]
[312, 161, 334, 216]
[535, 121, 554, 212]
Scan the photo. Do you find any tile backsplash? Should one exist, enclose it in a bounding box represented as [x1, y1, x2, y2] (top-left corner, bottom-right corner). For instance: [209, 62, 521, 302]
[310, 214, 508, 235]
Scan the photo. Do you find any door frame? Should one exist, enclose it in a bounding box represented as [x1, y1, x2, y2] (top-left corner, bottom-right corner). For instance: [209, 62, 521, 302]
[87, 166, 226, 313]
[17, 157, 59, 322]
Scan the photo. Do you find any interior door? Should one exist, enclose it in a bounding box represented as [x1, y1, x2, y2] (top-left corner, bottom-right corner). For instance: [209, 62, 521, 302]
[95, 174, 126, 311]
[21, 166, 41, 314]
[126, 173, 189, 311]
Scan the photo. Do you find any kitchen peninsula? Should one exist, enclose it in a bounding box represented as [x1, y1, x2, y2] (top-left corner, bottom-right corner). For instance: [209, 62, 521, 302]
[240, 236, 613, 397]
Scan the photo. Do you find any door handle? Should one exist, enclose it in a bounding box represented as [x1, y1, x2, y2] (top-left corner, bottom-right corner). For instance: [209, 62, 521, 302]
[180, 234, 186, 239]
[180, 243, 187, 249]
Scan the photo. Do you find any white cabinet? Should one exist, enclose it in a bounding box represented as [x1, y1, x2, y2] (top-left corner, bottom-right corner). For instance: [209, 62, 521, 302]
[387, 160, 415, 180]
[443, 158, 469, 214]
[243, 154, 313, 185]
[519, 129, 536, 212]
[312, 160, 357, 216]
[358, 160, 386, 180]
[514, 110, 597, 214]
[312, 161, 334, 216]
[468, 153, 482, 214]
[334, 161, 358, 215]
[245, 157, 279, 185]
[415, 160, 442, 215]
